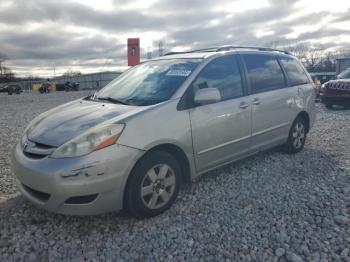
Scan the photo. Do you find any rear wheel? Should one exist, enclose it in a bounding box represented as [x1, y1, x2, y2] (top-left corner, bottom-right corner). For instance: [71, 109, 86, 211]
[125, 151, 181, 218]
[283, 116, 307, 154]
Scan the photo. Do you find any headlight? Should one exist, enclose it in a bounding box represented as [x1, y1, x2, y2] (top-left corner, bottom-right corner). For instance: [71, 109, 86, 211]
[51, 123, 125, 158]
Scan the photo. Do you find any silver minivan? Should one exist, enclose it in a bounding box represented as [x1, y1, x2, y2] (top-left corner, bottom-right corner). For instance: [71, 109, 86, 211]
[12, 46, 316, 217]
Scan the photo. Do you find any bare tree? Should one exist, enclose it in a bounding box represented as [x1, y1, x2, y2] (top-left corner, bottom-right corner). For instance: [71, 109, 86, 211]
[283, 43, 309, 61]
[62, 70, 82, 77]
[146, 47, 152, 60]
[2, 67, 14, 80]
[0, 52, 7, 76]
[0, 53, 16, 82]
[158, 41, 164, 57]
[322, 52, 336, 72]
[283, 43, 327, 72]
[304, 46, 324, 72]
[333, 48, 350, 59]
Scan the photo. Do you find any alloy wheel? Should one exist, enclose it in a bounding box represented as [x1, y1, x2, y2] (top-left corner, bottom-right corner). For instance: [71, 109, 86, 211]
[140, 164, 176, 209]
[292, 122, 305, 149]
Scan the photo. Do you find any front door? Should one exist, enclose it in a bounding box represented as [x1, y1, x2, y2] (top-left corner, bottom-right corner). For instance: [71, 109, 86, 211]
[188, 55, 252, 173]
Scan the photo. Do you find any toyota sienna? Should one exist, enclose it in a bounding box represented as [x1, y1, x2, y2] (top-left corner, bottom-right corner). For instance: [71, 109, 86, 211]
[12, 46, 316, 217]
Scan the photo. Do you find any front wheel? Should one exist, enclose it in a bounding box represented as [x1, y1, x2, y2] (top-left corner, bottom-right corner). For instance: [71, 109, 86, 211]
[283, 116, 307, 154]
[125, 151, 182, 218]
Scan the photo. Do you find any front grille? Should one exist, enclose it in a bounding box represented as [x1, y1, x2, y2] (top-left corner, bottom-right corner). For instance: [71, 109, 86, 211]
[22, 183, 51, 202]
[65, 194, 98, 204]
[34, 141, 55, 150]
[23, 151, 47, 159]
[326, 81, 350, 91]
[23, 139, 56, 159]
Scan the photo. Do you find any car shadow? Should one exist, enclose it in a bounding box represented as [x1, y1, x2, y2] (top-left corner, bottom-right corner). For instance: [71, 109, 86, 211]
[325, 104, 350, 111]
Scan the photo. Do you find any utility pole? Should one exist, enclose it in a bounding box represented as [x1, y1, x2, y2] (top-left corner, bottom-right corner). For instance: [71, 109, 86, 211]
[158, 41, 164, 57]
[147, 47, 152, 60]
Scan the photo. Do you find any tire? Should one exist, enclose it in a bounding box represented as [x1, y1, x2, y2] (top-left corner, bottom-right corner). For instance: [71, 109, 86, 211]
[125, 151, 182, 218]
[283, 116, 307, 154]
[325, 103, 332, 109]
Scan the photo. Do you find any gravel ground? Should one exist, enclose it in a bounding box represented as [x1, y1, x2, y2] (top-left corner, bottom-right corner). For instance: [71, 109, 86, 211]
[0, 92, 349, 261]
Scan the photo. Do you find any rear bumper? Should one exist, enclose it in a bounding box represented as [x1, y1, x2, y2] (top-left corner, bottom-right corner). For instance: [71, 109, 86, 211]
[12, 143, 144, 215]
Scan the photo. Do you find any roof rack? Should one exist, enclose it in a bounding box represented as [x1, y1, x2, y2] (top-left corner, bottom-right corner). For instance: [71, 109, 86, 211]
[163, 47, 218, 56]
[164, 45, 291, 56]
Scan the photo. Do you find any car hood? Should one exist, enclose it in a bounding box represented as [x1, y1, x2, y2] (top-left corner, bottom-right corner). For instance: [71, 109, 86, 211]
[27, 99, 143, 147]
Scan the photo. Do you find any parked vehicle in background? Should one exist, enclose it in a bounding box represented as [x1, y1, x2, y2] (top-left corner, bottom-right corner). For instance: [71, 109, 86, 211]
[64, 81, 79, 91]
[7, 84, 21, 95]
[320, 68, 350, 108]
[12, 46, 316, 218]
[0, 84, 7, 93]
[39, 80, 51, 94]
[0, 83, 21, 94]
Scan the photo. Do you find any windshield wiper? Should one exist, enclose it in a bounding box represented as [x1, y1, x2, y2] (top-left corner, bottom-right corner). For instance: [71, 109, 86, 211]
[125, 98, 163, 106]
[96, 97, 129, 105]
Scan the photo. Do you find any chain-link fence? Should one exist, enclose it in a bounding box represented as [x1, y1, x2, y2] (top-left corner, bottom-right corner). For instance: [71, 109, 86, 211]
[54, 71, 122, 90]
[7, 71, 122, 92]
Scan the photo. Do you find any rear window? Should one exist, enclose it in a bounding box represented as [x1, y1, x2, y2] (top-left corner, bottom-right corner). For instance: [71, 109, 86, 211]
[280, 57, 309, 86]
[242, 54, 285, 93]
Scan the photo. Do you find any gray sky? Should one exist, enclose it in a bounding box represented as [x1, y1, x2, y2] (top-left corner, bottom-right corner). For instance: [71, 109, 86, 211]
[1, 0, 350, 77]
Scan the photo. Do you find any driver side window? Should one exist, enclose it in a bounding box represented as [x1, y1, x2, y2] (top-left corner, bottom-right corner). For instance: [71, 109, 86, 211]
[192, 55, 243, 101]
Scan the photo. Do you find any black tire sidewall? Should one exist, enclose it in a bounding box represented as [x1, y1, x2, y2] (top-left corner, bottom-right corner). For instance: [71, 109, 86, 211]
[125, 151, 182, 218]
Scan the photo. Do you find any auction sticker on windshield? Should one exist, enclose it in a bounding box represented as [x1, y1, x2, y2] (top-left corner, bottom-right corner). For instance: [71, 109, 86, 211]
[166, 69, 192, 77]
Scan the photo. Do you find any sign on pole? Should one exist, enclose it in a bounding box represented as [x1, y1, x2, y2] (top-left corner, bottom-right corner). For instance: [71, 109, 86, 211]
[127, 38, 140, 66]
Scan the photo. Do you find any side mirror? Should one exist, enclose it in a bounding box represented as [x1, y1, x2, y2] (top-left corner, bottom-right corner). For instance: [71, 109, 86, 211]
[194, 88, 221, 105]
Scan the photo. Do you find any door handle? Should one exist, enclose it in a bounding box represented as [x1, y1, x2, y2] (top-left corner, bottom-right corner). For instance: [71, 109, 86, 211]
[252, 98, 261, 105]
[239, 101, 249, 109]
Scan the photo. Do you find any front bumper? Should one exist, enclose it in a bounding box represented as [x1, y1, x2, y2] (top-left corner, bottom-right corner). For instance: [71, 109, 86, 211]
[320, 93, 350, 106]
[12, 143, 143, 215]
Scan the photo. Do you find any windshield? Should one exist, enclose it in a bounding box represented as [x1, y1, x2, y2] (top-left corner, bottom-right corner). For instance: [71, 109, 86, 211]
[95, 59, 201, 106]
[337, 70, 350, 79]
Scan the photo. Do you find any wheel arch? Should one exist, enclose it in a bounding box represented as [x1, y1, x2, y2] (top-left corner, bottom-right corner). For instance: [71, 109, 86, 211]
[296, 111, 310, 133]
[123, 143, 192, 209]
[144, 143, 192, 184]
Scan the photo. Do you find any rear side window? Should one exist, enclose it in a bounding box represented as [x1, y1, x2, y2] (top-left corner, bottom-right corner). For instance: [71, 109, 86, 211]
[192, 55, 243, 101]
[280, 57, 309, 86]
[242, 54, 285, 93]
